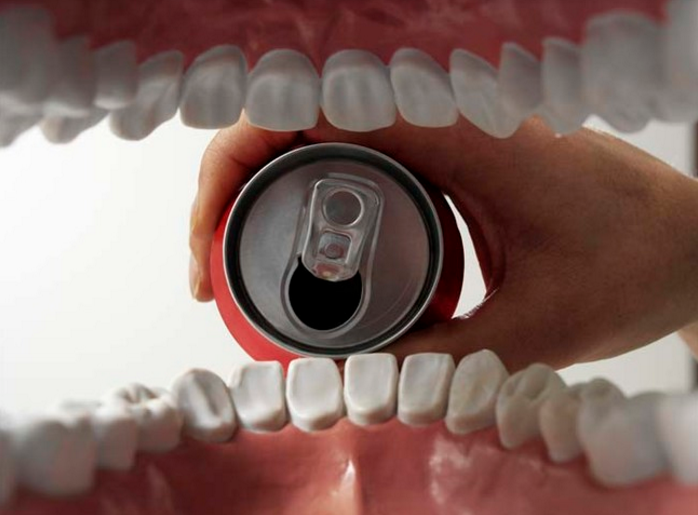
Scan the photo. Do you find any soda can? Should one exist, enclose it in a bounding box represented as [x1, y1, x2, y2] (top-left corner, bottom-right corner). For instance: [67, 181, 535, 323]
[211, 143, 464, 366]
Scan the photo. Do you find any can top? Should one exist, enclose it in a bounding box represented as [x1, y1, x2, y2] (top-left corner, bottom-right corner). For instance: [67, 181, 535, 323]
[224, 143, 443, 357]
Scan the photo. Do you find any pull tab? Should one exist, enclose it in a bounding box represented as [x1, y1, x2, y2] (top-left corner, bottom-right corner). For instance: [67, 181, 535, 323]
[300, 177, 382, 282]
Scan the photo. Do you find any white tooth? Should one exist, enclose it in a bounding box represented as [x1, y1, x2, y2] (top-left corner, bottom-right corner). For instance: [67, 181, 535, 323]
[93, 41, 138, 110]
[577, 377, 626, 450]
[40, 108, 107, 144]
[0, 7, 58, 108]
[286, 358, 343, 432]
[499, 43, 542, 121]
[344, 354, 398, 426]
[91, 405, 138, 471]
[14, 414, 96, 496]
[450, 50, 520, 138]
[540, 38, 589, 134]
[246, 49, 319, 131]
[655, 393, 698, 485]
[321, 50, 396, 132]
[180, 45, 246, 129]
[229, 362, 287, 432]
[581, 12, 661, 132]
[538, 384, 585, 463]
[171, 368, 236, 443]
[496, 363, 565, 449]
[583, 393, 668, 487]
[389, 48, 458, 128]
[43, 36, 96, 117]
[110, 51, 183, 140]
[398, 353, 455, 426]
[0, 428, 16, 506]
[103, 383, 159, 406]
[445, 350, 509, 435]
[0, 108, 41, 147]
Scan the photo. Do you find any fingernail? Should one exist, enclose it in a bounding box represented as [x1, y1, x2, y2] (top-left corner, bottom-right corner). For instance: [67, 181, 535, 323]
[190, 196, 200, 234]
[189, 255, 200, 299]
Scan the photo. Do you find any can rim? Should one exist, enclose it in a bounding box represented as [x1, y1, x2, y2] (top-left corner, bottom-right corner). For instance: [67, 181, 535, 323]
[222, 143, 444, 358]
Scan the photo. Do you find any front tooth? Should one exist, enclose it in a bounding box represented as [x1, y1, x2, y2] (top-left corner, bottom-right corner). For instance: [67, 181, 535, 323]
[171, 368, 236, 443]
[229, 362, 287, 432]
[538, 384, 585, 463]
[498, 43, 542, 121]
[445, 350, 509, 435]
[14, 414, 96, 496]
[246, 49, 319, 131]
[0, 428, 16, 506]
[540, 38, 589, 134]
[43, 37, 96, 117]
[389, 48, 458, 128]
[583, 393, 668, 487]
[581, 12, 661, 132]
[286, 358, 343, 432]
[655, 393, 698, 484]
[576, 377, 626, 450]
[450, 50, 520, 138]
[321, 50, 396, 132]
[0, 109, 41, 147]
[93, 41, 138, 110]
[180, 45, 246, 129]
[496, 363, 565, 449]
[344, 354, 398, 426]
[110, 51, 184, 141]
[398, 353, 455, 426]
[40, 108, 108, 144]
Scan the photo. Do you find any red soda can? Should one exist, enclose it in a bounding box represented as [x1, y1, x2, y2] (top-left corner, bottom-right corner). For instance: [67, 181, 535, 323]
[211, 143, 463, 367]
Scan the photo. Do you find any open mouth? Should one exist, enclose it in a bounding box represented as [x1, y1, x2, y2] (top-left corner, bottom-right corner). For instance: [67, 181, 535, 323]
[1, 0, 698, 513]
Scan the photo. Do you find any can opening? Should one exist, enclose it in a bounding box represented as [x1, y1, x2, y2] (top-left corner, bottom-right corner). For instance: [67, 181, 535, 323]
[288, 259, 363, 331]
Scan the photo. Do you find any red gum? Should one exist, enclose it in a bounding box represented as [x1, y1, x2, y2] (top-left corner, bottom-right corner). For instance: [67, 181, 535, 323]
[0, 0, 668, 69]
[4, 419, 697, 515]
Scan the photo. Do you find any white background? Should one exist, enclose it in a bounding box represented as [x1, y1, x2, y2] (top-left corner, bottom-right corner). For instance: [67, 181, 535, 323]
[0, 117, 694, 414]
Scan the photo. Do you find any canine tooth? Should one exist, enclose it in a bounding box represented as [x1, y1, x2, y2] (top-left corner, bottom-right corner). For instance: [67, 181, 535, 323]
[398, 353, 455, 426]
[43, 37, 96, 117]
[389, 48, 458, 128]
[94, 41, 138, 110]
[540, 38, 588, 134]
[0, 109, 41, 147]
[246, 49, 319, 131]
[180, 45, 246, 129]
[582, 12, 660, 132]
[14, 414, 96, 496]
[110, 51, 184, 140]
[0, 7, 57, 108]
[286, 358, 343, 432]
[499, 43, 542, 120]
[40, 108, 108, 144]
[577, 378, 626, 450]
[538, 384, 585, 463]
[322, 50, 396, 132]
[344, 354, 398, 426]
[0, 428, 15, 506]
[446, 350, 509, 435]
[229, 362, 287, 432]
[583, 393, 668, 487]
[450, 50, 520, 138]
[496, 364, 565, 449]
[655, 393, 698, 484]
[171, 368, 236, 443]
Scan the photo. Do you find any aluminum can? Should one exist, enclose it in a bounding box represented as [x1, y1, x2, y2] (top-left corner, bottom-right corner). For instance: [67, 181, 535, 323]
[211, 143, 464, 366]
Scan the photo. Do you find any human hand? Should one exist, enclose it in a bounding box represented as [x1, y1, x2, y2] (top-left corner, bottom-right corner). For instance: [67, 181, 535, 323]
[190, 115, 698, 371]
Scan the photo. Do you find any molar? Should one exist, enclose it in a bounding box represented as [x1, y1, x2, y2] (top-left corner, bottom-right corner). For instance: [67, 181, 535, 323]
[171, 368, 237, 443]
[180, 45, 246, 129]
[229, 362, 287, 432]
[398, 353, 455, 426]
[246, 49, 319, 131]
[495, 363, 565, 449]
[389, 48, 458, 128]
[43, 37, 96, 118]
[576, 377, 626, 451]
[343, 353, 399, 426]
[93, 41, 139, 110]
[321, 50, 396, 132]
[286, 358, 344, 432]
[655, 392, 698, 485]
[445, 349, 509, 435]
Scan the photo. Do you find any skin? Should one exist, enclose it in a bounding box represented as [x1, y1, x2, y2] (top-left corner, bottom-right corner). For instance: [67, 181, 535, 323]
[189, 115, 698, 372]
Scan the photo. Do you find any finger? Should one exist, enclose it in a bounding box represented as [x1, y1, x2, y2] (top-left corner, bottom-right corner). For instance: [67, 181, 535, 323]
[190, 116, 299, 301]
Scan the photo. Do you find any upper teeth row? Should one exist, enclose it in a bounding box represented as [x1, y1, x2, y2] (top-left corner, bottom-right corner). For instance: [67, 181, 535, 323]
[0, 350, 696, 505]
[1, 0, 698, 146]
